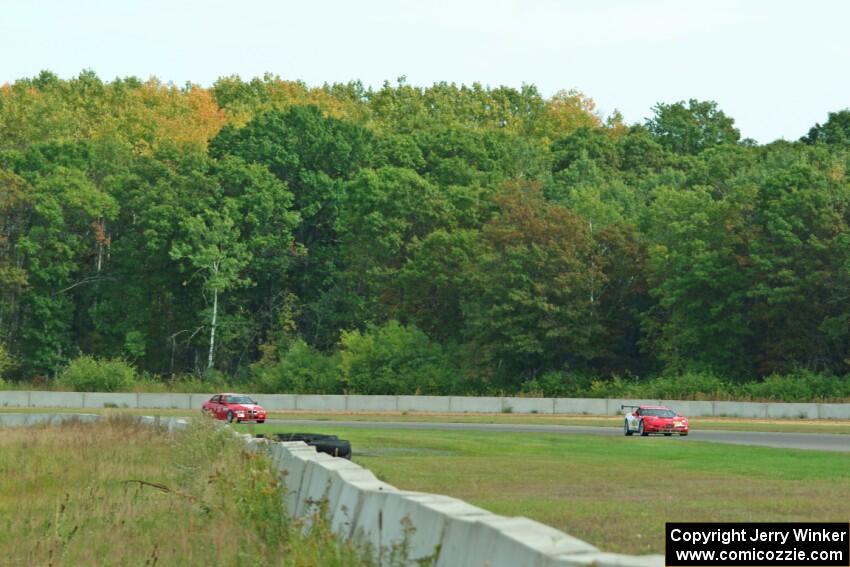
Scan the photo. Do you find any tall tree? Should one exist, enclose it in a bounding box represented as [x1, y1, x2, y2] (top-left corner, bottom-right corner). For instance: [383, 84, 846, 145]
[646, 99, 740, 155]
[209, 105, 371, 348]
[170, 207, 250, 371]
[803, 109, 850, 145]
[464, 183, 603, 382]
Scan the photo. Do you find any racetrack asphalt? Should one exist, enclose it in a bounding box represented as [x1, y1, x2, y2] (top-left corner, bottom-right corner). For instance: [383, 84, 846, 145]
[265, 419, 850, 453]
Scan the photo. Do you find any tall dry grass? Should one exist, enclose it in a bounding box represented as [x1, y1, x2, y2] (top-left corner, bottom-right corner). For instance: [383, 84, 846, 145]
[0, 415, 370, 566]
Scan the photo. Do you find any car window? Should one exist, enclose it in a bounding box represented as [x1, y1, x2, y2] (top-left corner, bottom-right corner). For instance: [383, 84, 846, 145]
[210, 395, 221, 403]
[642, 408, 677, 417]
[228, 395, 255, 404]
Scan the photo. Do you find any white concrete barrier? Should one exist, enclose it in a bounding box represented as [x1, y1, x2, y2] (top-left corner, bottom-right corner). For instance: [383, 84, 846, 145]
[662, 400, 714, 417]
[298, 455, 363, 519]
[83, 392, 138, 408]
[256, 434, 662, 567]
[138, 415, 190, 431]
[449, 396, 503, 413]
[398, 395, 451, 412]
[0, 391, 30, 407]
[545, 551, 667, 567]
[4, 390, 850, 419]
[378, 492, 492, 563]
[278, 444, 323, 517]
[436, 514, 598, 567]
[295, 394, 347, 411]
[326, 467, 391, 536]
[138, 393, 192, 409]
[28, 391, 85, 407]
[765, 402, 820, 419]
[504, 397, 555, 414]
[713, 401, 768, 418]
[347, 395, 398, 412]
[0, 412, 99, 426]
[1, 410, 663, 566]
[189, 393, 216, 409]
[348, 485, 403, 552]
[819, 403, 850, 419]
[255, 394, 297, 411]
[554, 398, 607, 415]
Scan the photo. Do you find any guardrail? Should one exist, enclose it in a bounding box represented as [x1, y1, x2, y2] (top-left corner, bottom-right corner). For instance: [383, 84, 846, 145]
[2, 391, 849, 419]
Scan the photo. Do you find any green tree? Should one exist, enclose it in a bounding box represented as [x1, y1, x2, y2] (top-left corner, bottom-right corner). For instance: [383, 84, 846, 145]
[646, 99, 740, 155]
[11, 156, 118, 375]
[339, 320, 459, 394]
[171, 207, 250, 371]
[209, 106, 371, 348]
[464, 183, 604, 382]
[803, 109, 850, 145]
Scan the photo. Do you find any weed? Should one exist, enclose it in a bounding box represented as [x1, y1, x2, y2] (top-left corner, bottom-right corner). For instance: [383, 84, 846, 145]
[0, 416, 372, 566]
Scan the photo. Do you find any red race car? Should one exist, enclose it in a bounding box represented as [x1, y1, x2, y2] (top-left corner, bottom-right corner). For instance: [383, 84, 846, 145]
[202, 393, 267, 424]
[623, 405, 689, 436]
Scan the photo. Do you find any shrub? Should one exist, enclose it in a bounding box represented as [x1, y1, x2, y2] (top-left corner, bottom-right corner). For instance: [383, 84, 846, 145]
[56, 356, 138, 392]
[520, 371, 595, 397]
[254, 340, 340, 394]
[339, 321, 461, 395]
[588, 375, 636, 398]
[129, 372, 233, 393]
[640, 372, 733, 400]
[744, 372, 850, 402]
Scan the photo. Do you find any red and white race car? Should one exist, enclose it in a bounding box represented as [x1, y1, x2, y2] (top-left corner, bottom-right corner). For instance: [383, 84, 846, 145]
[202, 393, 267, 424]
[623, 405, 689, 436]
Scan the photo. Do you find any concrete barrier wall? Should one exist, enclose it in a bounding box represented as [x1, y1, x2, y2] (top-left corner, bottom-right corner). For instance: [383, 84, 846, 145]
[347, 395, 399, 412]
[0, 412, 99, 427]
[83, 392, 138, 408]
[398, 395, 451, 412]
[249, 434, 664, 567]
[28, 391, 85, 408]
[449, 396, 503, 413]
[295, 394, 347, 411]
[1, 412, 661, 566]
[2, 390, 850, 419]
[137, 393, 192, 409]
[259, 394, 297, 411]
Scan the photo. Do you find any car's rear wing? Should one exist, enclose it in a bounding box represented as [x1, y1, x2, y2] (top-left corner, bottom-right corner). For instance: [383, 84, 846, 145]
[620, 404, 639, 412]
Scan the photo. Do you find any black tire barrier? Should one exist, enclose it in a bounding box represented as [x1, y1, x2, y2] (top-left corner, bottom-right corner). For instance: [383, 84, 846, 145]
[256, 432, 353, 460]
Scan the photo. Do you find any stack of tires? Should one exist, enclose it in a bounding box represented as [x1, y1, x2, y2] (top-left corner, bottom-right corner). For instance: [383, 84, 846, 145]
[260, 432, 352, 459]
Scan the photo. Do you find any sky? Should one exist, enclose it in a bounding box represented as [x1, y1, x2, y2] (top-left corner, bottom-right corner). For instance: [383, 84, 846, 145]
[1, 0, 848, 143]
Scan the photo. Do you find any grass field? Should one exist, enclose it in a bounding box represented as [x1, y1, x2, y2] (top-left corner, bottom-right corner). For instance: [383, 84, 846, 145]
[3, 406, 849, 434]
[0, 417, 369, 566]
[239, 423, 850, 555]
[257, 411, 850, 435]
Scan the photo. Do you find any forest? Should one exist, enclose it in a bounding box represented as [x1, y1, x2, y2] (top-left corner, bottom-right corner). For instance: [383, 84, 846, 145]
[2, 70, 850, 399]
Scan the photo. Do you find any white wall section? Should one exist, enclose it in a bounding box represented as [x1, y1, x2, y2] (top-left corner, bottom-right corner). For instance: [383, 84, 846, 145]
[2, 391, 849, 419]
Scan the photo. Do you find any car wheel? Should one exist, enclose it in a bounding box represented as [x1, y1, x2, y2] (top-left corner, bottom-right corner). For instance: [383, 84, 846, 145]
[680, 432, 688, 436]
[257, 420, 265, 424]
[624, 420, 633, 436]
[664, 432, 672, 436]
[226, 411, 235, 424]
[639, 420, 648, 436]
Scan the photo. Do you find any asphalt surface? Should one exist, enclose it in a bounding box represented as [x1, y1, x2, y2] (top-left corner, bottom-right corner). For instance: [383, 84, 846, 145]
[265, 419, 850, 453]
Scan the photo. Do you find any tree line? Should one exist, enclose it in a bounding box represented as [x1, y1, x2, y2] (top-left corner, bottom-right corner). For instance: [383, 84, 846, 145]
[2, 70, 850, 397]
